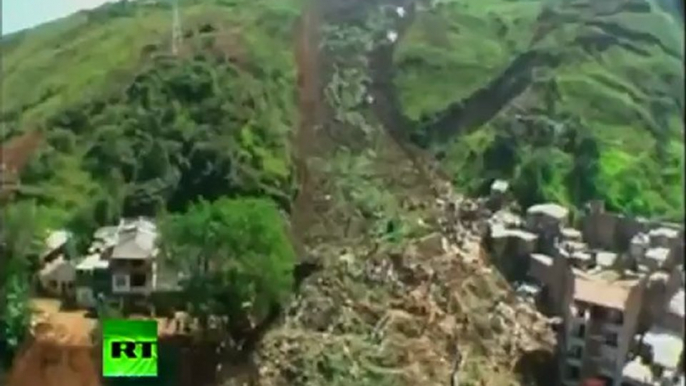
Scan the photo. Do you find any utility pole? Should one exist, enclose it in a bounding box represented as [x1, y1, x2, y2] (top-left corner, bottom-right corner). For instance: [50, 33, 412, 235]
[171, 0, 182, 55]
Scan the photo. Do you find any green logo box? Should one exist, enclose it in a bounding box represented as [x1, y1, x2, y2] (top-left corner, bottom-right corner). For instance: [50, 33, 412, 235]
[102, 319, 158, 378]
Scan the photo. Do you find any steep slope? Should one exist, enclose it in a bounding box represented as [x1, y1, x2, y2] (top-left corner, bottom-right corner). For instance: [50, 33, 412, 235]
[394, 0, 684, 220]
[1, 0, 683, 386]
[1, 0, 301, 237]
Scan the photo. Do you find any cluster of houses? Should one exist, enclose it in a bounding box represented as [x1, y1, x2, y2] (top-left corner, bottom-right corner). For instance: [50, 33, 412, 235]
[483, 181, 684, 386]
[37, 217, 181, 313]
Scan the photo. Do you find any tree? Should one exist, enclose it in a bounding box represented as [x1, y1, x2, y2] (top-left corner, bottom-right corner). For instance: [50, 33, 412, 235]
[158, 197, 295, 346]
[0, 200, 45, 366]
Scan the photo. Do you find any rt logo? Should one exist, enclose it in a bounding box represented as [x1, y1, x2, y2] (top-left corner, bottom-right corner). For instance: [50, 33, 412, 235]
[102, 319, 158, 377]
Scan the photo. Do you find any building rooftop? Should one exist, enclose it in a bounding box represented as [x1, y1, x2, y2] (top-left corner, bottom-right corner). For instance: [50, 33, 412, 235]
[43, 230, 71, 255]
[649, 227, 680, 239]
[110, 218, 158, 260]
[94, 226, 119, 242]
[622, 357, 653, 384]
[527, 203, 569, 221]
[561, 228, 582, 241]
[491, 226, 538, 241]
[40, 256, 74, 277]
[111, 228, 158, 260]
[571, 251, 592, 261]
[531, 253, 553, 267]
[491, 179, 509, 193]
[668, 289, 684, 318]
[643, 326, 684, 370]
[631, 232, 650, 246]
[646, 247, 670, 264]
[76, 254, 110, 271]
[596, 251, 618, 268]
[573, 276, 634, 310]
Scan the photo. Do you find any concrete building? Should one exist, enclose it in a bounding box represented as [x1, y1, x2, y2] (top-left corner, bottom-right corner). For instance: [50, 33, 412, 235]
[110, 217, 159, 296]
[561, 276, 645, 386]
[487, 179, 510, 211]
[75, 254, 110, 308]
[662, 289, 684, 336]
[622, 325, 684, 386]
[488, 224, 538, 281]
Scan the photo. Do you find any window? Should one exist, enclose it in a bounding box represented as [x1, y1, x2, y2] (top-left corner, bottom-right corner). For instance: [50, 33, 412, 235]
[113, 274, 128, 290]
[131, 274, 146, 287]
[566, 365, 580, 380]
[49, 280, 58, 289]
[608, 309, 624, 325]
[604, 332, 618, 347]
[568, 346, 583, 359]
[574, 302, 587, 318]
[591, 305, 606, 319]
[573, 324, 586, 338]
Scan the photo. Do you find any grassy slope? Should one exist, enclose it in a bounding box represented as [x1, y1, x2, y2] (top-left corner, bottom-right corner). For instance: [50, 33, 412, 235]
[395, 0, 684, 220]
[1, 0, 299, 129]
[1, 0, 300, 230]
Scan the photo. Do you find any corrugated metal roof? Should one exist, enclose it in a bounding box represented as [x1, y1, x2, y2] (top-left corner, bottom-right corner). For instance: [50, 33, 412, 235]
[110, 218, 158, 260]
[111, 228, 157, 259]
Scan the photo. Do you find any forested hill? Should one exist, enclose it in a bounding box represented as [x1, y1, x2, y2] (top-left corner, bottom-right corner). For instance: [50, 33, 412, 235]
[1, 0, 302, 243]
[1, 0, 683, 241]
[394, 0, 684, 220]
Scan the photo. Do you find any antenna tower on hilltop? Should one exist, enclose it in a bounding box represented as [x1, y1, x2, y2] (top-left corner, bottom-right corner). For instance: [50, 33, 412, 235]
[171, 0, 182, 55]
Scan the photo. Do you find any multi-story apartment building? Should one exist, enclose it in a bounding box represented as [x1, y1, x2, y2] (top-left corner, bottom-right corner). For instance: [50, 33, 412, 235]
[562, 276, 645, 386]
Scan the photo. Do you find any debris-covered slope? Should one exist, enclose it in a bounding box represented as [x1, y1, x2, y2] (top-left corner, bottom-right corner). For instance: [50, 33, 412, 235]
[395, 0, 685, 220]
[251, 2, 557, 386]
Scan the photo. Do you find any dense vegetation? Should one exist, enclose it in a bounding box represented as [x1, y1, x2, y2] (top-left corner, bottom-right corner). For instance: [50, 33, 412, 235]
[0, 0, 683, 381]
[396, 0, 684, 220]
[2, 0, 300, 244]
[159, 197, 295, 347]
[1, 0, 301, 369]
[0, 202, 46, 365]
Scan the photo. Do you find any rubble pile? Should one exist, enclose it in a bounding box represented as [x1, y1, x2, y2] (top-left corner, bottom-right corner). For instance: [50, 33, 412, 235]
[255, 181, 556, 386]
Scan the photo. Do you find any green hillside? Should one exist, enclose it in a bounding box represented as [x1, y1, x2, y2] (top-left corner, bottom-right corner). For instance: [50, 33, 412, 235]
[1, 0, 301, 237]
[396, 0, 684, 220]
